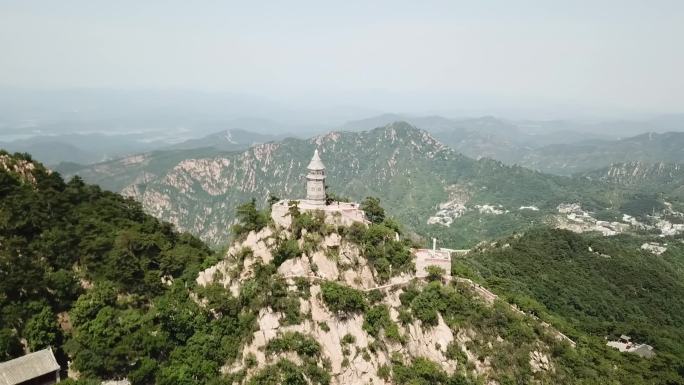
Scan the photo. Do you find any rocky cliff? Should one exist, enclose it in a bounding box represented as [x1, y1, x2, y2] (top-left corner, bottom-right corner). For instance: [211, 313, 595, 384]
[192, 212, 574, 385]
[581, 161, 684, 196]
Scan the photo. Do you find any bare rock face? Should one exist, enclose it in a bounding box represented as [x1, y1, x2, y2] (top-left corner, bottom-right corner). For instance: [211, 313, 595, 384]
[196, 260, 229, 287]
[196, 227, 274, 288]
[223, 282, 393, 385]
[200, 227, 458, 384]
[239, 228, 275, 265]
[342, 265, 376, 290]
[529, 350, 553, 373]
[248, 309, 282, 365]
[324, 233, 341, 247]
[405, 314, 457, 374]
[216, 272, 462, 385]
[277, 256, 311, 277]
[311, 250, 339, 280]
[224, 283, 388, 385]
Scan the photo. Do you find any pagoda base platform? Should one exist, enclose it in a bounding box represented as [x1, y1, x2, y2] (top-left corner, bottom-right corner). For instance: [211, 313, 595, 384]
[271, 199, 369, 228]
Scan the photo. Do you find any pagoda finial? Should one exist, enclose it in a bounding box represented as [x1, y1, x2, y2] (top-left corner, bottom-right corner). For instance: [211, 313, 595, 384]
[307, 148, 325, 171]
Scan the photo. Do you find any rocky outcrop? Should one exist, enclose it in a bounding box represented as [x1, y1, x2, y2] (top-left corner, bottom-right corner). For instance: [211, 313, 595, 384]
[404, 314, 457, 373]
[0, 153, 39, 184]
[529, 350, 553, 373]
[221, 281, 459, 385]
[196, 223, 468, 384]
[194, 220, 573, 385]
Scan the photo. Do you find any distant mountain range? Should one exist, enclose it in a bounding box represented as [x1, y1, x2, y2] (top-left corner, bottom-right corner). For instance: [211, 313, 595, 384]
[0, 133, 163, 165]
[4, 111, 683, 172]
[163, 128, 284, 151]
[59, 122, 670, 247]
[519, 132, 684, 175]
[0, 128, 287, 166]
[340, 113, 684, 138]
[338, 114, 684, 172]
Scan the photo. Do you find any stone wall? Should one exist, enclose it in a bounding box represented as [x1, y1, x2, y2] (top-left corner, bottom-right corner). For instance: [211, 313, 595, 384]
[271, 199, 369, 228]
[414, 249, 452, 278]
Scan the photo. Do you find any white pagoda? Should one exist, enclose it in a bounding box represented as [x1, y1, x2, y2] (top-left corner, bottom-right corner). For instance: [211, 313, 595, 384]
[305, 149, 326, 204]
[271, 150, 368, 227]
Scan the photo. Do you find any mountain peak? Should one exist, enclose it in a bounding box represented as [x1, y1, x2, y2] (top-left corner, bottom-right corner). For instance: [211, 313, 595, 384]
[313, 121, 445, 152]
[194, 207, 576, 385]
[377, 121, 447, 151]
[382, 120, 417, 130]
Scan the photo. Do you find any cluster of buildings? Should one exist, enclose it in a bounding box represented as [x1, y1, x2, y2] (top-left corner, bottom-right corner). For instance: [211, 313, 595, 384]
[557, 202, 684, 240]
[556, 203, 630, 236]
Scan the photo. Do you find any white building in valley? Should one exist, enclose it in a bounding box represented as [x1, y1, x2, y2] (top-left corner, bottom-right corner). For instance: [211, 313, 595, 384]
[607, 335, 655, 358]
[271, 150, 368, 227]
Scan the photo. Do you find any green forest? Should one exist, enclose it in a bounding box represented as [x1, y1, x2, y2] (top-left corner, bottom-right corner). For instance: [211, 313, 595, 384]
[455, 228, 684, 383]
[0, 151, 236, 384]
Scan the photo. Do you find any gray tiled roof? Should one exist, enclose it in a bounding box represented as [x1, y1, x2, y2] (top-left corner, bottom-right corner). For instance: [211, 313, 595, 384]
[0, 348, 60, 385]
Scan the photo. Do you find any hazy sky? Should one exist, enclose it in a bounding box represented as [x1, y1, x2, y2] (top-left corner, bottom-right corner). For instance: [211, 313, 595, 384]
[1, 0, 683, 118]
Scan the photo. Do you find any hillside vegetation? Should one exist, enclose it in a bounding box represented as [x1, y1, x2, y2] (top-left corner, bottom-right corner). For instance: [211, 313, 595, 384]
[456, 228, 684, 382]
[581, 161, 684, 201]
[517, 132, 684, 175]
[0, 151, 241, 383]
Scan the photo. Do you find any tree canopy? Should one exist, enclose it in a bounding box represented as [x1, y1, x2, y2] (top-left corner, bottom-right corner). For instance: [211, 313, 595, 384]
[361, 196, 385, 224]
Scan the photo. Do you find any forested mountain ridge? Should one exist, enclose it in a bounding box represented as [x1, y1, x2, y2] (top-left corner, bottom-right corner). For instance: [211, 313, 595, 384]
[57, 147, 229, 193]
[61, 122, 655, 247]
[339, 115, 529, 163]
[580, 161, 684, 198]
[0, 150, 215, 376]
[517, 132, 684, 175]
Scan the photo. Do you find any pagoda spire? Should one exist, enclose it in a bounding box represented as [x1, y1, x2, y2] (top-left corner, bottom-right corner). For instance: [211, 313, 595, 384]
[307, 149, 325, 171]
